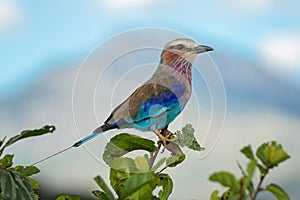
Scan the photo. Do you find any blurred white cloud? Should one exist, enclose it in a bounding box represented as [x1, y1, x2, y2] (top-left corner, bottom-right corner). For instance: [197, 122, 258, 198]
[260, 32, 300, 71]
[0, 0, 21, 31]
[100, 0, 155, 10]
[227, 0, 271, 11]
[243, 0, 271, 10]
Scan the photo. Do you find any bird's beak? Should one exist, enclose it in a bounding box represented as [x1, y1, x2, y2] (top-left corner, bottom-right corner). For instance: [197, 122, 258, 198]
[191, 45, 214, 54]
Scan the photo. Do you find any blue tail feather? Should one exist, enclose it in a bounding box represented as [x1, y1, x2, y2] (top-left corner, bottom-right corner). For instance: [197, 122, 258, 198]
[72, 123, 117, 147]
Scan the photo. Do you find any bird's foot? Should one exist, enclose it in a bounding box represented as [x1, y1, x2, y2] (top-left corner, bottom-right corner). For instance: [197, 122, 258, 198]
[153, 130, 176, 147]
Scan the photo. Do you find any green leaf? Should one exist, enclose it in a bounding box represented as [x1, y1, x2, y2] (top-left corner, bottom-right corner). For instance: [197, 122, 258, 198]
[221, 189, 236, 200]
[0, 154, 14, 169]
[19, 166, 40, 177]
[210, 190, 221, 200]
[0, 125, 55, 155]
[0, 136, 6, 149]
[130, 180, 157, 200]
[166, 153, 185, 167]
[94, 175, 115, 200]
[110, 157, 137, 173]
[157, 173, 173, 200]
[119, 172, 157, 199]
[56, 194, 81, 200]
[175, 124, 204, 151]
[110, 167, 131, 195]
[28, 178, 39, 190]
[1, 170, 16, 200]
[1, 170, 35, 200]
[256, 141, 290, 169]
[240, 145, 255, 160]
[257, 163, 268, 174]
[150, 157, 166, 172]
[209, 171, 240, 193]
[266, 183, 290, 200]
[246, 160, 256, 178]
[134, 156, 149, 172]
[34, 193, 39, 200]
[10, 165, 24, 172]
[92, 190, 111, 200]
[244, 160, 256, 193]
[103, 133, 157, 165]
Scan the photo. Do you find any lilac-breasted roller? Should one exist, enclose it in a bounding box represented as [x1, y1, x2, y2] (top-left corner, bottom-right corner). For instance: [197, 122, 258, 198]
[73, 38, 213, 147]
[32, 38, 213, 165]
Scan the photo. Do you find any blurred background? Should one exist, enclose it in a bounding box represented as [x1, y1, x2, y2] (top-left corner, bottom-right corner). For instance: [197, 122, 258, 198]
[1, 0, 299, 199]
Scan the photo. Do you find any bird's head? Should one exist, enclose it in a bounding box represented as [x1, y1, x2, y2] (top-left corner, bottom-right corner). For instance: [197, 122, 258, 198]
[161, 38, 213, 65]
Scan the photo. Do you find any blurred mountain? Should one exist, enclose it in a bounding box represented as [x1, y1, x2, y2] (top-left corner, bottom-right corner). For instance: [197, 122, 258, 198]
[214, 52, 300, 117]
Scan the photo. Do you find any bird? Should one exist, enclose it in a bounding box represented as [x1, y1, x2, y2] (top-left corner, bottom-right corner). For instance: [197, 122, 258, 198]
[32, 38, 213, 165]
[74, 38, 213, 147]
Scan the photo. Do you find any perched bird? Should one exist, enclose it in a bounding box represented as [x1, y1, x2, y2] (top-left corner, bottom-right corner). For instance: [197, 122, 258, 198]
[32, 38, 213, 165]
[74, 38, 213, 147]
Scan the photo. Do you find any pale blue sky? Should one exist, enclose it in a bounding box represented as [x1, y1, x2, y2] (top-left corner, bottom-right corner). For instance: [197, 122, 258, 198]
[1, 0, 299, 97]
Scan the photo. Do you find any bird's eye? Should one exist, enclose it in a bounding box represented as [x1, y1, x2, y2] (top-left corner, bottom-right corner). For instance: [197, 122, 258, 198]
[177, 44, 184, 50]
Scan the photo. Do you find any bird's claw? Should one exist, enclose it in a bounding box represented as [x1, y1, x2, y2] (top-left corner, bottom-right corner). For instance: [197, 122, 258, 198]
[153, 130, 176, 148]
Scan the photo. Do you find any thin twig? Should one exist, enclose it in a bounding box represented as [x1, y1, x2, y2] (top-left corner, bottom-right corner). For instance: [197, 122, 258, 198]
[148, 143, 162, 170]
[251, 173, 265, 200]
[157, 165, 168, 174]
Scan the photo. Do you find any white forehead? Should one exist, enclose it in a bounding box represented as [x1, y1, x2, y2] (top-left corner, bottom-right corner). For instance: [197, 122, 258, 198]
[164, 38, 198, 49]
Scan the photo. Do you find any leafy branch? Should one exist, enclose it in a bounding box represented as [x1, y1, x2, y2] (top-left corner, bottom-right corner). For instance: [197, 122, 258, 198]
[0, 125, 55, 200]
[209, 141, 290, 200]
[0, 125, 291, 200]
[88, 124, 203, 200]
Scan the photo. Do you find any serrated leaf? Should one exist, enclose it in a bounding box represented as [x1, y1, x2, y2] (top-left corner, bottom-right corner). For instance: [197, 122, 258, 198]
[175, 124, 204, 151]
[210, 190, 220, 200]
[19, 166, 40, 177]
[135, 156, 149, 172]
[240, 145, 255, 160]
[256, 141, 290, 169]
[94, 175, 115, 200]
[92, 190, 111, 200]
[56, 194, 81, 200]
[103, 133, 157, 165]
[166, 153, 185, 167]
[157, 173, 173, 200]
[0, 125, 55, 155]
[209, 171, 240, 193]
[119, 172, 157, 199]
[1, 170, 35, 200]
[150, 157, 166, 172]
[0, 154, 14, 169]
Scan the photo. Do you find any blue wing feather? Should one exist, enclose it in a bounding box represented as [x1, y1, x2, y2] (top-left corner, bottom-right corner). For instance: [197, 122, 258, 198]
[134, 83, 186, 126]
[105, 83, 187, 131]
